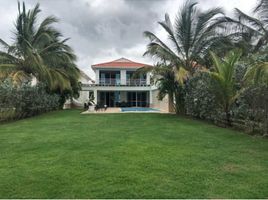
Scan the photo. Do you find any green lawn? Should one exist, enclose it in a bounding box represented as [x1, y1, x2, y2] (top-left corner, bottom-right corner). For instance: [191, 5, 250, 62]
[0, 110, 267, 198]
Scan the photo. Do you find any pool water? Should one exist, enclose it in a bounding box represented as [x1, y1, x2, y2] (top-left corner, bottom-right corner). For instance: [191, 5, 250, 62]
[121, 107, 160, 112]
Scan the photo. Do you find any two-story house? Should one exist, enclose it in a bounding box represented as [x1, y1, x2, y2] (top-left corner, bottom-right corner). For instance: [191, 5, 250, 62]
[79, 58, 170, 112]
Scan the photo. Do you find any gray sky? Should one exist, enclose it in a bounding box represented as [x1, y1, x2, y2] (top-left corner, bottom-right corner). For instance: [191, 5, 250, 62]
[0, 0, 257, 79]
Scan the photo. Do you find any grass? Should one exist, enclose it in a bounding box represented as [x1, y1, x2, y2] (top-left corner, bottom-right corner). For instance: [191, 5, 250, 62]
[0, 110, 267, 198]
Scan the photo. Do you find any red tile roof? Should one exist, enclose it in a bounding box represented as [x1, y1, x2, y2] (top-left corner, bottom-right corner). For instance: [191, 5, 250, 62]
[92, 58, 151, 69]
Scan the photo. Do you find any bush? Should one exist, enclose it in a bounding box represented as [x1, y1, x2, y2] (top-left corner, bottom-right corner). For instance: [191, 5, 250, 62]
[0, 80, 60, 121]
[233, 85, 268, 135]
[185, 72, 218, 121]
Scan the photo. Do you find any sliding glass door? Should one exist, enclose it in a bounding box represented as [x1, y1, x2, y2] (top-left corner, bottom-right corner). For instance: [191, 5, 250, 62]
[127, 92, 148, 107]
[99, 91, 121, 107]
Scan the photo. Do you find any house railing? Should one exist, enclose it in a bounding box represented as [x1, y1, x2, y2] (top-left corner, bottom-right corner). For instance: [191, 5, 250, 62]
[126, 79, 147, 86]
[98, 78, 148, 86]
[99, 78, 121, 85]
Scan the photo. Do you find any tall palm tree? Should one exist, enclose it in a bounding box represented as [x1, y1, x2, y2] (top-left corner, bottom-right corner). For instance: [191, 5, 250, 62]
[208, 50, 242, 126]
[0, 2, 80, 92]
[144, 0, 229, 74]
[143, 0, 229, 114]
[232, 0, 268, 52]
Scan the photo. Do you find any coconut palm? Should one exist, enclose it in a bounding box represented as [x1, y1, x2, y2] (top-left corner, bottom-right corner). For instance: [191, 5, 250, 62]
[144, 0, 229, 74]
[0, 2, 80, 92]
[232, 0, 268, 52]
[143, 0, 230, 114]
[208, 50, 242, 126]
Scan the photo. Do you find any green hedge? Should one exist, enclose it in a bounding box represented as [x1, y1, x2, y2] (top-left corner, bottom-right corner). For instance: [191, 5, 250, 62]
[185, 72, 268, 136]
[185, 72, 219, 121]
[0, 80, 60, 121]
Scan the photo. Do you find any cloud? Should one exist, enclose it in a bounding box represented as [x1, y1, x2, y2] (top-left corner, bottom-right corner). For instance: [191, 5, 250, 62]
[0, 0, 258, 78]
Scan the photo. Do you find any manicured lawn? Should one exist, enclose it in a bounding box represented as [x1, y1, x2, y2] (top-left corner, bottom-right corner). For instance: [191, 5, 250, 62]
[0, 110, 267, 198]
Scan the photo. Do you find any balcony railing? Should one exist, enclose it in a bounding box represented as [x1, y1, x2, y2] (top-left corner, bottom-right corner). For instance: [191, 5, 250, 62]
[98, 78, 148, 86]
[99, 78, 121, 85]
[126, 79, 147, 86]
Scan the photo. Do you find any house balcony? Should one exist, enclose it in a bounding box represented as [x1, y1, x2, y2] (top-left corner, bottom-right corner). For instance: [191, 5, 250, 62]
[99, 78, 121, 86]
[126, 79, 147, 86]
[97, 78, 149, 86]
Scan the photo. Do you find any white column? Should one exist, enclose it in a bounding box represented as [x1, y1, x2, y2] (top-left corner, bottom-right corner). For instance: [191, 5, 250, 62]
[146, 72, 151, 85]
[94, 90, 98, 104]
[95, 69, 100, 84]
[121, 69, 126, 85]
[149, 90, 153, 106]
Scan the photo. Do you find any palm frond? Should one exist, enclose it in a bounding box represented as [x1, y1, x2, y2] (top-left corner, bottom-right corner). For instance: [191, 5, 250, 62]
[244, 61, 268, 85]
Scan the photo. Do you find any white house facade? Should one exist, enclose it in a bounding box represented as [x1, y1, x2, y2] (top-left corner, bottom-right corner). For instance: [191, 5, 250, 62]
[77, 58, 170, 112]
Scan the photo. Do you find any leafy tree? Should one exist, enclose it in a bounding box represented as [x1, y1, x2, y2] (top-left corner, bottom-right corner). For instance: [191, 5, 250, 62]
[0, 2, 80, 95]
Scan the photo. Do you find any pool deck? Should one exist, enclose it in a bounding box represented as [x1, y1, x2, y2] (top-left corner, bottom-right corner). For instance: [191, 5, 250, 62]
[81, 107, 167, 114]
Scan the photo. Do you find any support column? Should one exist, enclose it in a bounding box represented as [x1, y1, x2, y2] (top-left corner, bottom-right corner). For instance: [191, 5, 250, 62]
[136, 92, 138, 107]
[121, 69, 126, 85]
[95, 69, 100, 84]
[94, 90, 98, 104]
[146, 72, 151, 85]
[149, 90, 153, 107]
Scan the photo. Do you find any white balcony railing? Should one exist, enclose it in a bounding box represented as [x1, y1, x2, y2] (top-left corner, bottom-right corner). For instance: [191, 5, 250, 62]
[126, 79, 147, 86]
[99, 78, 120, 85]
[98, 78, 148, 86]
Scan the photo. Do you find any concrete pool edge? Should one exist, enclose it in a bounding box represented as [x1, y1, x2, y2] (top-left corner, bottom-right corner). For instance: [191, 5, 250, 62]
[81, 107, 168, 114]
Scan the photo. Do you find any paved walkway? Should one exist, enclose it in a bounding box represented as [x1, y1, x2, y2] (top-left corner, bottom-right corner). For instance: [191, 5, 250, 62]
[81, 108, 121, 114]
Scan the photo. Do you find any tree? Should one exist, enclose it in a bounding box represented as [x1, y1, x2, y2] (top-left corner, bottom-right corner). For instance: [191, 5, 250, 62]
[244, 62, 268, 85]
[143, 0, 229, 113]
[208, 50, 242, 126]
[232, 0, 268, 53]
[0, 2, 80, 94]
[243, 50, 268, 135]
[144, 0, 229, 74]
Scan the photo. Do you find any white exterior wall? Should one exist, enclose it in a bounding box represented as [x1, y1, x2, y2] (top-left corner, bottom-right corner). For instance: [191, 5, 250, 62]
[146, 72, 150, 85]
[76, 91, 89, 104]
[84, 65, 170, 112]
[151, 89, 169, 112]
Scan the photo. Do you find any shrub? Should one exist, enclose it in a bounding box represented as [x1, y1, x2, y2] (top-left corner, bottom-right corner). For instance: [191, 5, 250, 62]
[0, 80, 60, 121]
[185, 72, 218, 121]
[233, 85, 268, 135]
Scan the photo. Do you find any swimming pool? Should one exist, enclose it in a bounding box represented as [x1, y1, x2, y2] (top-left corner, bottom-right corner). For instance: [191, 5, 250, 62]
[121, 107, 160, 112]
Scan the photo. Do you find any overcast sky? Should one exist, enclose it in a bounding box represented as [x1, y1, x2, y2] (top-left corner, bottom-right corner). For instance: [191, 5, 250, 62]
[0, 0, 258, 79]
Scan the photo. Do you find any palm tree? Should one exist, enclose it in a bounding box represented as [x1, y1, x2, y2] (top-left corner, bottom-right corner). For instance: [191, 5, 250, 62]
[152, 64, 187, 113]
[144, 0, 229, 74]
[244, 62, 268, 86]
[0, 2, 80, 93]
[232, 0, 268, 52]
[143, 0, 229, 114]
[242, 50, 268, 135]
[208, 50, 242, 126]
